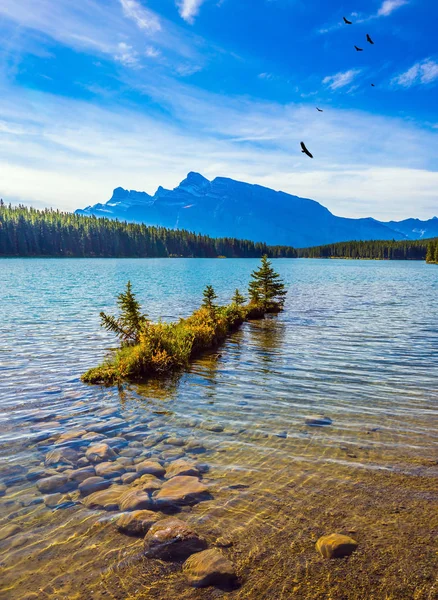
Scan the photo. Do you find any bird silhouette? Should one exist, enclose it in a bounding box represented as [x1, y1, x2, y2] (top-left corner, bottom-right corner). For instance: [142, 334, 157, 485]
[354, 45, 364, 52]
[316, 107, 324, 112]
[371, 83, 375, 87]
[366, 34, 374, 44]
[343, 16, 353, 24]
[300, 142, 313, 159]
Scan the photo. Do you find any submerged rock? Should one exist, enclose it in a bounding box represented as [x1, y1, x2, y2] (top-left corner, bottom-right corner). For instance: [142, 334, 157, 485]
[119, 489, 153, 511]
[132, 474, 162, 493]
[36, 474, 75, 494]
[121, 472, 140, 485]
[65, 466, 96, 483]
[203, 423, 224, 433]
[43, 493, 73, 508]
[57, 430, 87, 444]
[305, 415, 333, 427]
[116, 510, 160, 536]
[135, 460, 165, 477]
[153, 476, 208, 508]
[316, 533, 358, 559]
[45, 448, 80, 467]
[85, 443, 117, 464]
[120, 447, 142, 458]
[95, 462, 125, 479]
[82, 486, 125, 511]
[78, 476, 111, 496]
[182, 549, 237, 588]
[144, 518, 207, 560]
[165, 460, 200, 479]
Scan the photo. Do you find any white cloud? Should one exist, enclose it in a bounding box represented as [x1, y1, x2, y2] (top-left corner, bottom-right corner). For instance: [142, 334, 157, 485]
[178, 0, 206, 24]
[258, 73, 274, 81]
[377, 0, 408, 17]
[114, 42, 139, 67]
[420, 59, 438, 84]
[145, 46, 161, 58]
[0, 0, 207, 70]
[393, 59, 438, 87]
[322, 69, 361, 90]
[119, 0, 161, 32]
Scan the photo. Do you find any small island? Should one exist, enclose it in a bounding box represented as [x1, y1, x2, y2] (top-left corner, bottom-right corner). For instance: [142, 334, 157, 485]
[82, 256, 287, 384]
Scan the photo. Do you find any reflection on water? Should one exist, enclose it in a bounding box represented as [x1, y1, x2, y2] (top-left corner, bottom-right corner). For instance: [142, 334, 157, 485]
[0, 258, 437, 599]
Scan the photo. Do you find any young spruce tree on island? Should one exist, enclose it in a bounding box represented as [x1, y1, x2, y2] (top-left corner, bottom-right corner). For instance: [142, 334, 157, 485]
[248, 255, 287, 312]
[231, 289, 246, 306]
[100, 280, 148, 346]
[202, 285, 218, 312]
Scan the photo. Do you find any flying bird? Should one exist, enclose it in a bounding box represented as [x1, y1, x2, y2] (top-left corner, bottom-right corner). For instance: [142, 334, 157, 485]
[354, 45, 364, 52]
[343, 16, 353, 24]
[300, 142, 313, 159]
[371, 83, 375, 87]
[316, 107, 324, 112]
[366, 34, 374, 44]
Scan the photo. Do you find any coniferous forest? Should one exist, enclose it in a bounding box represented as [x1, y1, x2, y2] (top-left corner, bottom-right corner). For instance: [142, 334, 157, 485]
[296, 238, 438, 261]
[0, 202, 437, 262]
[0, 203, 295, 258]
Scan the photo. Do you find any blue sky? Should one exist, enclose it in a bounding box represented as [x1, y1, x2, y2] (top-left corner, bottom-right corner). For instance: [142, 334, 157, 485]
[0, 0, 437, 220]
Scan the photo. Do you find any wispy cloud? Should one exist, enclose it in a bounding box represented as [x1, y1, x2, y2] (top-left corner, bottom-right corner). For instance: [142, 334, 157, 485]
[258, 73, 275, 81]
[377, 0, 408, 17]
[114, 42, 139, 67]
[178, 0, 206, 24]
[392, 59, 438, 87]
[322, 69, 361, 90]
[119, 0, 161, 33]
[145, 46, 161, 58]
[0, 0, 207, 71]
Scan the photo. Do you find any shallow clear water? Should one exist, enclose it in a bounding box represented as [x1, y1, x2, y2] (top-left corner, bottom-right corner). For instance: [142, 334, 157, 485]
[0, 258, 437, 600]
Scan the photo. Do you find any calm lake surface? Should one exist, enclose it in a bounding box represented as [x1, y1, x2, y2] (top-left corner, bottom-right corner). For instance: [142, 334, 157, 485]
[0, 258, 437, 600]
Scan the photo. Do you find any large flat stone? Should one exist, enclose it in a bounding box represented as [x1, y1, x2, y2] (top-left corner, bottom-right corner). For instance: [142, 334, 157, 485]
[85, 443, 117, 464]
[153, 476, 208, 508]
[78, 476, 111, 496]
[183, 549, 237, 588]
[45, 447, 80, 467]
[119, 489, 153, 511]
[316, 533, 358, 559]
[135, 460, 165, 477]
[36, 474, 75, 494]
[164, 459, 199, 479]
[144, 518, 207, 560]
[82, 486, 126, 511]
[95, 462, 125, 479]
[116, 510, 160, 536]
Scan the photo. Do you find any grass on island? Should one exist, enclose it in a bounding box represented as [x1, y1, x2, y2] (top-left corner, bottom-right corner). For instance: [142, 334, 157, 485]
[82, 256, 287, 385]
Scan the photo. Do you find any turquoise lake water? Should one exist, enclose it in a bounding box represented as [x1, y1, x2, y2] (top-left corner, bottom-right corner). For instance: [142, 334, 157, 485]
[0, 258, 437, 600]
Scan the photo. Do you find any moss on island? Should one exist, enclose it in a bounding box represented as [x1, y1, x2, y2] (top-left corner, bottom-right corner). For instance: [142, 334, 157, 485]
[82, 256, 287, 385]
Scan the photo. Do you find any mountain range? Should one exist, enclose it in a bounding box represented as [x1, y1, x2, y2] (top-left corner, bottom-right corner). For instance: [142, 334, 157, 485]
[76, 172, 438, 248]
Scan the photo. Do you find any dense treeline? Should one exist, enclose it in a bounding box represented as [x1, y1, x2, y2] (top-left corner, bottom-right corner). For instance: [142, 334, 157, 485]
[1, 202, 437, 262]
[0, 203, 295, 258]
[296, 238, 438, 261]
[426, 239, 438, 264]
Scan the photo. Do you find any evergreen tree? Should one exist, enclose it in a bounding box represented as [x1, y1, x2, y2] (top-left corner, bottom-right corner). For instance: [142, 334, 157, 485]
[231, 288, 246, 306]
[202, 285, 218, 312]
[248, 255, 287, 311]
[100, 281, 148, 346]
[426, 241, 434, 263]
